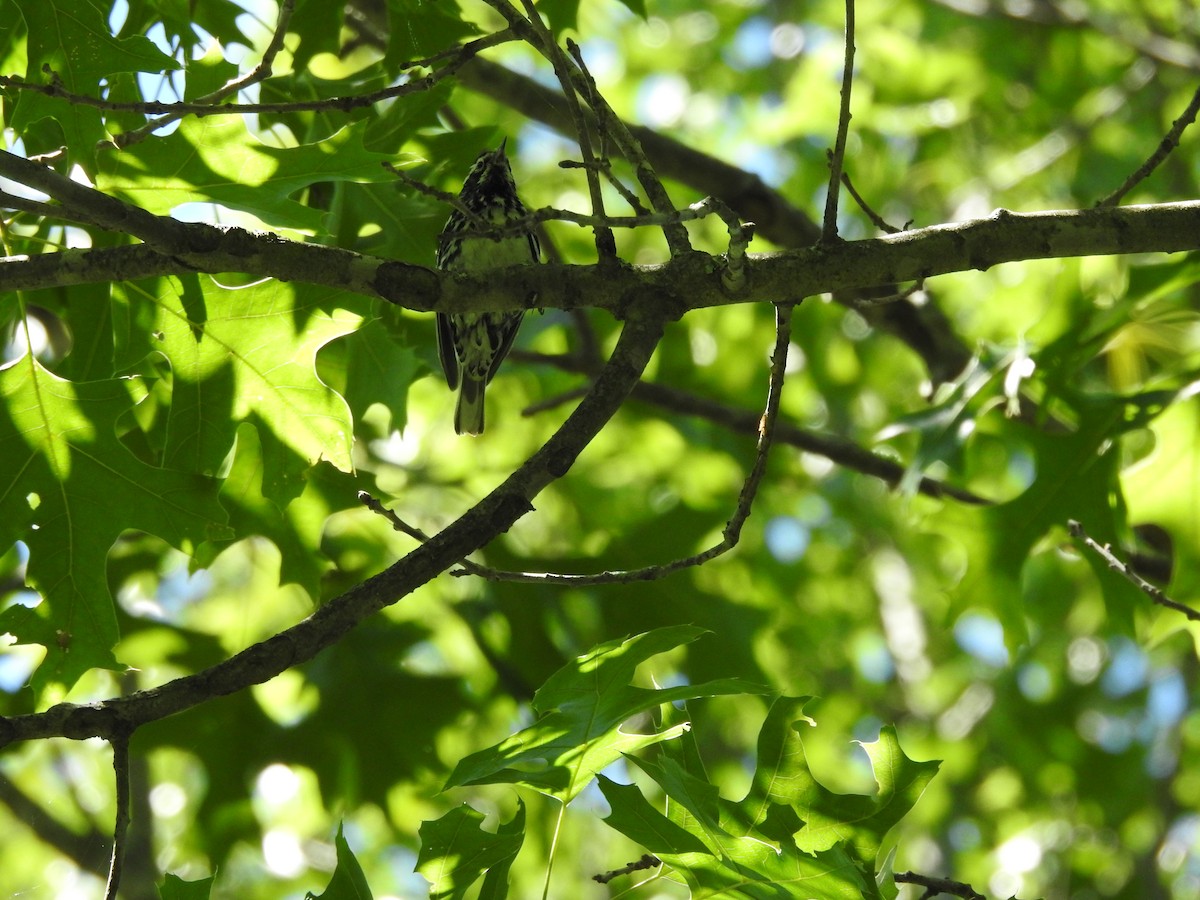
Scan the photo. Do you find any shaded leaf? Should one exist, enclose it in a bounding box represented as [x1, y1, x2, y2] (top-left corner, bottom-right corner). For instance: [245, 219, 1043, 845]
[157, 872, 215, 900]
[0, 356, 230, 692]
[306, 822, 373, 900]
[604, 698, 938, 899]
[417, 801, 525, 900]
[445, 626, 769, 801]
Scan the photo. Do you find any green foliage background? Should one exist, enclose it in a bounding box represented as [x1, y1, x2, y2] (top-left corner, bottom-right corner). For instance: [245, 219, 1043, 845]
[1, 0, 1199, 898]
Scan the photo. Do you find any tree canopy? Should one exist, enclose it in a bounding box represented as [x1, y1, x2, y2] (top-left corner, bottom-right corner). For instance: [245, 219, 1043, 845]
[1, 1, 1199, 899]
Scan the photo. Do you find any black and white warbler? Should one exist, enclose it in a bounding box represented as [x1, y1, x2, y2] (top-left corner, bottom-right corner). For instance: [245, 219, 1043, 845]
[436, 139, 540, 435]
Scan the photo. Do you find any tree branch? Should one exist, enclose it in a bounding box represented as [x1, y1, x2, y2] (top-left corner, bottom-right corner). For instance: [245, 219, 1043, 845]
[1068, 519, 1197, 620]
[446, 55, 970, 371]
[0, 772, 110, 876]
[0, 29, 516, 131]
[894, 870, 988, 900]
[502, 0, 616, 259]
[455, 303, 795, 585]
[822, 0, 856, 241]
[3, 151, 1198, 316]
[113, 0, 296, 147]
[515, 350, 989, 504]
[103, 731, 132, 900]
[0, 298, 672, 748]
[1097, 83, 1200, 207]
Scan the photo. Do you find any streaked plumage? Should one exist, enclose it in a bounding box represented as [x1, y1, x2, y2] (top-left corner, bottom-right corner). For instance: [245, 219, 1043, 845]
[436, 141, 540, 435]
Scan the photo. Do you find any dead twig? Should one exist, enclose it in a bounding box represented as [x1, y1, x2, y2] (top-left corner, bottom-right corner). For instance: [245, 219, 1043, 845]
[1067, 519, 1195, 620]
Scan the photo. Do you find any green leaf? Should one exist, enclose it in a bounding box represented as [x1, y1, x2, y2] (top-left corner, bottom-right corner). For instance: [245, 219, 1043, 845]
[789, 726, 939, 867]
[289, 0, 347, 72]
[157, 872, 215, 900]
[597, 775, 712, 855]
[204, 424, 331, 598]
[615, 0, 648, 20]
[876, 348, 1011, 495]
[118, 0, 248, 55]
[114, 278, 359, 502]
[293, 617, 471, 804]
[0, 356, 229, 692]
[947, 389, 1171, 644]
[602, 761, 868, 900]
[364, 81, 452, 154]
[444, 626, 769, 801]
[383, 0, 477, 72]
[417, 801, 525, 900]
[536, 0, 581, 34]
[10, 0, 179, 167]
[96, 119, 396, 231]
[181, 42, 242, 101]
[306, 822, 373, 900]
[324, 315, 428, 434]
[602, 699, 938, 899]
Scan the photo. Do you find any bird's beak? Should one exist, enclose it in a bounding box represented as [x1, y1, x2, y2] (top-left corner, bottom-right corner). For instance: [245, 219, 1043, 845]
[497, 137, 508, 155]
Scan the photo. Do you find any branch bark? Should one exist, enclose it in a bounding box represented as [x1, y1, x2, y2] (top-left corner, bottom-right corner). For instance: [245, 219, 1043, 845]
[4, 165, 1198, 317]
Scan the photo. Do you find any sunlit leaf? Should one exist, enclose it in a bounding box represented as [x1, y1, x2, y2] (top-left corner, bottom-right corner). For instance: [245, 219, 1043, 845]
[96, 119, 395, 231]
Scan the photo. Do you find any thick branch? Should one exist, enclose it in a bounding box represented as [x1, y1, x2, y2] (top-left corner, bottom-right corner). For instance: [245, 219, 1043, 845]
[0, 299, 671, 748]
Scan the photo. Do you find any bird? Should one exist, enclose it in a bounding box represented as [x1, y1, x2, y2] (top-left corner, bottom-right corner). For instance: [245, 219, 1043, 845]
[435, 139, 540, 435]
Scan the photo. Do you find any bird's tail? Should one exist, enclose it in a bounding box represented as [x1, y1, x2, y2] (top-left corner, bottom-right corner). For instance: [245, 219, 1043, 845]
[454, 376, 487, 435]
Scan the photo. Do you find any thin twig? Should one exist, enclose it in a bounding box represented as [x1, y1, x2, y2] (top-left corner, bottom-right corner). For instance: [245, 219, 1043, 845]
[0, 30, 514, 137]
[468, 8, 687, 256]
[698, 195, 755, 292]
[894, 871, 987, 900]
[103, 731, 132, 900]
[849, 279, 927, 308]
[1096, 82, 1200, 207]
[1067, 519, 1196, 620]
[381, 173, 739, 241]
[383, 160, 500, 243]
[561, 38, 691, 256]
[200, 0, 295, 100]
[0, 189, 100, 228]
[521, 385, 591, 416]
[822, 0, 857, 242]
[840, 169, 906, 234]
[0, 773, 110, 875]
[592, 853, 662, 884]
[455, 304, 796, 585]
[484, 0, 618, 261]
[115, 0, 296, 147]
[562, 157, 647, 213]
[511, 349, 990, 505]
[357, 491, 494, 579]
[559, 36, 618, 260]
